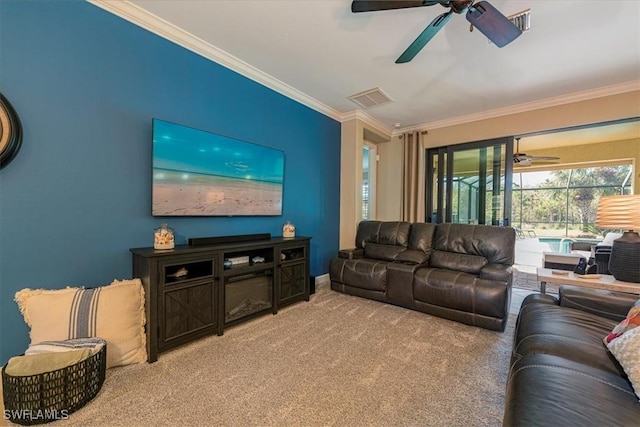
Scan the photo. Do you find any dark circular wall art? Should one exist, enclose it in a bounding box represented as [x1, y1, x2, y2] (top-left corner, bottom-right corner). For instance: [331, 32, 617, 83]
[0, 93, 23, 170]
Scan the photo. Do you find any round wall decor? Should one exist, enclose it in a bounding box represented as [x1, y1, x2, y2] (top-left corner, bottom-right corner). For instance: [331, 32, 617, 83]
[0, 93, 23, 169]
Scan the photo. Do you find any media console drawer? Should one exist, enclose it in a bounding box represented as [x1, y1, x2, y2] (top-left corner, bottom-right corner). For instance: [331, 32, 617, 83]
[131, 236, 310, 362]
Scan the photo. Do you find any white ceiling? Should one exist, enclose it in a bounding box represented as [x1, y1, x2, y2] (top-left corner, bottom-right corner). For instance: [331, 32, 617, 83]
[93, 0, 640, 135]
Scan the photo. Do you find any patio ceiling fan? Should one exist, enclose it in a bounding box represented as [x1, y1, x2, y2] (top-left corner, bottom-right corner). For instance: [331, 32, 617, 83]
[351, 1, 522, 63]
[513, 138, 560, 167]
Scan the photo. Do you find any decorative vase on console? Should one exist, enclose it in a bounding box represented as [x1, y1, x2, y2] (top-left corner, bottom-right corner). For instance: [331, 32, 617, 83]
[283, 221, 295, 238]
[154, 223, 175, 250]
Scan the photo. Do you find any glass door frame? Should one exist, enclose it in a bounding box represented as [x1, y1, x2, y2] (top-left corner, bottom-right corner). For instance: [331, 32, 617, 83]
[426, 137, 514, 225]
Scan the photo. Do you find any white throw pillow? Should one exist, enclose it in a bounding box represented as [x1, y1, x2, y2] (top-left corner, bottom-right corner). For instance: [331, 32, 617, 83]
[606, 325, 640, 399]
[599, 232, 623, 246]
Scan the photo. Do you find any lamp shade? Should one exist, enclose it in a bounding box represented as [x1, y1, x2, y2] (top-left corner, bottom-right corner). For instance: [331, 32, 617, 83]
[595, 195, 640, 230]
[595, 194, 640, 283]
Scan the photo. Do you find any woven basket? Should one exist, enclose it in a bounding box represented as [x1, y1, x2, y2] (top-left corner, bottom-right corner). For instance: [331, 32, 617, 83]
[2, 345, 106, 425]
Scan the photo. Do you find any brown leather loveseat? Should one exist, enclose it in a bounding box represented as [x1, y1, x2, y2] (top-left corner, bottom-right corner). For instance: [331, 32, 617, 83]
[329, 221, 516, 332]
[504, 286, 640, 425]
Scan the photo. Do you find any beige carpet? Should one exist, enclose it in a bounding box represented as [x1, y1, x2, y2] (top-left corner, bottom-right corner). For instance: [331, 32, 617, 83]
[7, 285, 514, 426]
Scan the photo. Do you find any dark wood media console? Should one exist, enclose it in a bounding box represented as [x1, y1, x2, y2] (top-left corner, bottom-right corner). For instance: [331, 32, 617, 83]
[131, 236, 311, 362]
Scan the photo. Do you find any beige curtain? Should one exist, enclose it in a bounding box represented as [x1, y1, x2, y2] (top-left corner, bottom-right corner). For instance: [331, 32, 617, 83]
[401, 131, 426, 222]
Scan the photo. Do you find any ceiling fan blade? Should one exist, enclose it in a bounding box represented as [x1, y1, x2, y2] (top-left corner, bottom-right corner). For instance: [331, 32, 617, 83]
[396, 10, 453, 63]
[529, 156, 560, 161]
[351, 1, 443, 13]
[466, 1, 521, 47]
[513, 154, 560, 165]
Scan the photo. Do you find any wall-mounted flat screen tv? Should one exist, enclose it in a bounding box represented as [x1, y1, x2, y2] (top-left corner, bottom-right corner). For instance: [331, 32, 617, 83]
[152, 119, 284, 216]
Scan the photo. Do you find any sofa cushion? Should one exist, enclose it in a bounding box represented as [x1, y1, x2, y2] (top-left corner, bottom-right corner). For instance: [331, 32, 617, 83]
[512, 302, 621, 375]
[377, 221, 410, 246]
[407, 222, 437, 252]
[395, 249, 429, 265]
[355, 221, 382, 249]
[329, 258, 387, 292]
[355, 221, 411, 249]
[560, 285, 636, 322]
[394, 223, 437, 265]
[434, 223, 515, 265]
[413, 268, 508, 318]
[504, 354, 640, 426]
[363, 243, 406, 262]
[480, 263, 512, 282]
[430, 250, 487, 274]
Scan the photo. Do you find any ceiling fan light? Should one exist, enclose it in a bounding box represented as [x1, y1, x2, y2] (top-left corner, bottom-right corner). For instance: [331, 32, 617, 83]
[514, 158, 531, 167]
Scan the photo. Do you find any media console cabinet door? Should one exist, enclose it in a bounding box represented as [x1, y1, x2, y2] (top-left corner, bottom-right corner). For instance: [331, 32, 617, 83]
[161, 280, 216, 348]
[158, 257, 217, 351]
[280, 260, 307, 302]
[277, 242, 309, 305]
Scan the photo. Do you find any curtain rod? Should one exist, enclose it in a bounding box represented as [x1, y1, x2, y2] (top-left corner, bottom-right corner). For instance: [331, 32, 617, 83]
[399, 130, 428, 139]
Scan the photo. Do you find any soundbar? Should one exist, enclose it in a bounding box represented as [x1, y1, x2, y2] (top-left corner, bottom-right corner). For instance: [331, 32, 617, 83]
[188, 233, 271, 246]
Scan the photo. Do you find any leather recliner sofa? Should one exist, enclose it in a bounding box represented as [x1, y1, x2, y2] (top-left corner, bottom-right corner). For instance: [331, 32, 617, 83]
[329, 221, 516, 332]
[504, 285, 640, 426]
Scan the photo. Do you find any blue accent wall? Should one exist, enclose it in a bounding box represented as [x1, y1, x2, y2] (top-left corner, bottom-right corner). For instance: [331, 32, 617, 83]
[0, 1, 340, 364]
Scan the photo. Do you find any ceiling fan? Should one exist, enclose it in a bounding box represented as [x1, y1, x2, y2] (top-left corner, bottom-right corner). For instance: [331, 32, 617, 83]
[513, 138, 560, 167]
[351, 1, 522, 63]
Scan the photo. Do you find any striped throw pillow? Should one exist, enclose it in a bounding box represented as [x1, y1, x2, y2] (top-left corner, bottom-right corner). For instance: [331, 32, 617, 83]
[15, 279, 146, 368]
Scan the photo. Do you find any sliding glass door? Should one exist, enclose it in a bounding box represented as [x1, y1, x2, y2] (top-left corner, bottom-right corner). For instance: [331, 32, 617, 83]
[427, 137, 513, 225]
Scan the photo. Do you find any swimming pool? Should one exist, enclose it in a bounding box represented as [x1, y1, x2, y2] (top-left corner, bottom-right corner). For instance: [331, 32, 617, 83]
[538, 237, 600, 253]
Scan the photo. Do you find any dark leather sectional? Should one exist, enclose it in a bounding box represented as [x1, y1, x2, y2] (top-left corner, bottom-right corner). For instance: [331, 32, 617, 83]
[329, 221, 516, 332]
[504, 285, 640, 426]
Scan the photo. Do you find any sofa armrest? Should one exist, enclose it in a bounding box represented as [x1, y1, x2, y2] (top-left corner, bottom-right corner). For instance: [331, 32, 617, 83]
[559, 285, 637, 322]
[387, 263, 420, 308]
[480, 263, 512, 283]
[522, 292, 559, 308]
[338, 248, 364, 259]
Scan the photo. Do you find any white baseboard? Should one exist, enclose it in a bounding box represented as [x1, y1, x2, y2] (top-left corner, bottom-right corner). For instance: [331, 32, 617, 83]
[315, 273, 330, 287]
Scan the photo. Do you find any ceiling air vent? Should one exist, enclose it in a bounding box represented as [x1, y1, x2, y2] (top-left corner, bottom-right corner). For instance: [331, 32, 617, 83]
[348, 87, 393, 109]
[509, 9, 531, 32]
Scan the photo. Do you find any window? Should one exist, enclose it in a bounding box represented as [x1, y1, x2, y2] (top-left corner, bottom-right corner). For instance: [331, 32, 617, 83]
[512, 164, 633, 237]
[362, 142, 377, 220]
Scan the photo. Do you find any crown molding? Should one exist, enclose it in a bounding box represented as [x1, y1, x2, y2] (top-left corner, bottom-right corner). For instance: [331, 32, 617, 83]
[88, 0, 343, 122]
[397, 80, 640, 134]
[87, 2, 640, 136]
[341, 110, 393, 139]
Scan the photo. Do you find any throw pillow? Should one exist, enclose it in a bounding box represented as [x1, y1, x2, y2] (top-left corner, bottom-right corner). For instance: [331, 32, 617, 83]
[600, 232, 623, 247]
[606, 326, 640, 399]
[604, 300, 640, 345]
[15, 278, 147, 368]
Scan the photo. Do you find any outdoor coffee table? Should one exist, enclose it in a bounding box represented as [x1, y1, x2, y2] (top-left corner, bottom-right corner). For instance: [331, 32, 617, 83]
[537, 268, 640, 294]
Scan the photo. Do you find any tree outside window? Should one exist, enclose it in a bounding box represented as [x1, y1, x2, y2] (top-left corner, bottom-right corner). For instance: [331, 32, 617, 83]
[512, 165, 632, 238]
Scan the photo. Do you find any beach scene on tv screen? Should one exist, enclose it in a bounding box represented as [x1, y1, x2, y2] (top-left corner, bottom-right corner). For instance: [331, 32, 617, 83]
[152, 119, 284, 216]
